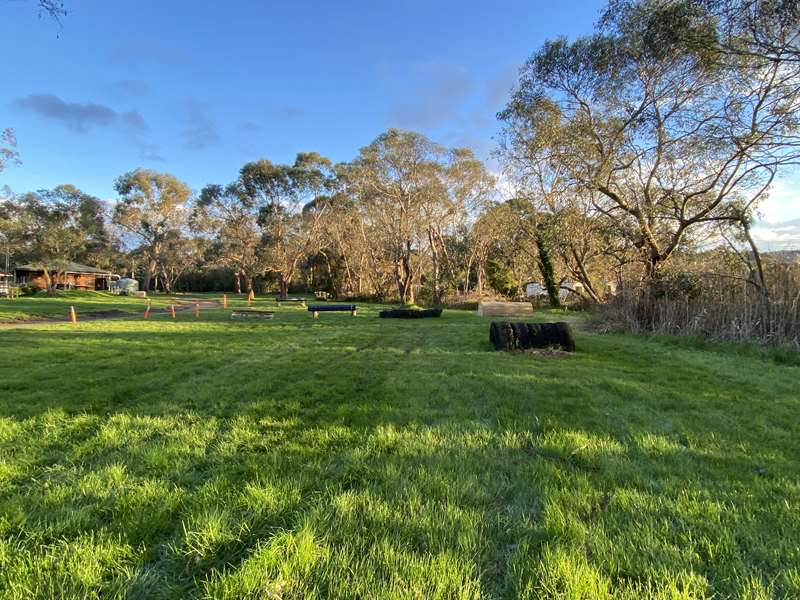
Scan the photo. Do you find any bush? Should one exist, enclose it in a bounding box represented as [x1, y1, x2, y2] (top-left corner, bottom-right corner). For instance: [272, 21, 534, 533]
[18, 285, 39, 297]
[485, 259, 518, 297]
[599, 265, 800, 348]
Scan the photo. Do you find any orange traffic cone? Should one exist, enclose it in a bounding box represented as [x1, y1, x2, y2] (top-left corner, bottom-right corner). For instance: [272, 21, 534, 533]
[69, 305, 77, 324]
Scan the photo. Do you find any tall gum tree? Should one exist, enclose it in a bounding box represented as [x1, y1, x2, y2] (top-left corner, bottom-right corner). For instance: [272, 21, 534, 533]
[348, 129, 493, 304]
[194, 182, 264, 293]
[113, 169, 191, 292]
[239, 153, 334, 297]
[500, 0, 800, 282]
[10, 185, 110, 294]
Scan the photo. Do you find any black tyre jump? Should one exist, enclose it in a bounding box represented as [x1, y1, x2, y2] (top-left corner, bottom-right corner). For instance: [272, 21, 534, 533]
[490, 321, 575, 352]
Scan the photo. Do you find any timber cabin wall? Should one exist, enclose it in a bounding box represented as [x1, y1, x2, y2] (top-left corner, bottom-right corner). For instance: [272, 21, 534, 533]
[18, 271, 99, 290]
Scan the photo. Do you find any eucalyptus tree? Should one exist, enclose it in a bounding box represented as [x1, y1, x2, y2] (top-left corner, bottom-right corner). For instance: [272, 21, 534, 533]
[194, 182, 264, 293]
[307, 188, 367, 297]
[424, 147, 494, 303]
[500, 0, 800, 282]
[157, 231, 202, 293]
[688, 0, 800, 63]
[348, 129, 493, 304]
[0, 128, 20, 176]
[113, 169, 192, 292]
[10, 185, 110, 294]
[238, 153, 334, 297]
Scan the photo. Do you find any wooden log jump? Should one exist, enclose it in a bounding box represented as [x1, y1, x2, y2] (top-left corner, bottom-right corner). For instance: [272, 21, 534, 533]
[307, 304, 357, 319]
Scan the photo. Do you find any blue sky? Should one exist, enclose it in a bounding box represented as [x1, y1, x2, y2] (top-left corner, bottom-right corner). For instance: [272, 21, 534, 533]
[1, 0, 798, 248]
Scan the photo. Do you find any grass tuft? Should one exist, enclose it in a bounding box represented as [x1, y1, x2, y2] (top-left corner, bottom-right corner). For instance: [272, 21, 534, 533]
[0, 296, 798, 598]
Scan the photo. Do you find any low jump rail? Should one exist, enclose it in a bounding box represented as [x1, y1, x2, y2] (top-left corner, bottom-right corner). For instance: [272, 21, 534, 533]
[307, 304, 357, 319]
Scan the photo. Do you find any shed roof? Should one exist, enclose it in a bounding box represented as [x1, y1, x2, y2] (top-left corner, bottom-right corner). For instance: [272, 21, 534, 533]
[15, 261, 113, 275]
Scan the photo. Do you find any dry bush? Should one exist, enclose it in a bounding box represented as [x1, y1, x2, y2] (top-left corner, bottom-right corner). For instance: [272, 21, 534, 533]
[600, 264, 800, 348]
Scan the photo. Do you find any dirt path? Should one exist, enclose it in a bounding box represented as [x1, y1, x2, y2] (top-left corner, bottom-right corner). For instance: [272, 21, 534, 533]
[0, 299, 221, 329]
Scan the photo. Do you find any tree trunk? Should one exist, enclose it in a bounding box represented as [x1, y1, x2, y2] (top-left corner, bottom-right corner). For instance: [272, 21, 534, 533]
[323, 253, 339, 298]
[42, 269, 55, 296]
[637, 256, 664, 329]
[395, 255, 414, 304]
[569, 247, 602, 303]
[741, 217, 772, 335]
[428, 227, 442, 304]
[234, 271, 242, 294]
[535, 230, 561, 308]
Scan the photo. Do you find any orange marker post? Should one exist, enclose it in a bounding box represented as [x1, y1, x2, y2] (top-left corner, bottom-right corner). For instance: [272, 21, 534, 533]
[144, 299, 151, 319]
[194, 302, 200, 319]
[69, 305, 77, 324]
[247, 291, 253, 307]
[170, 304, 176, 319]
[223, 293, 228, 309]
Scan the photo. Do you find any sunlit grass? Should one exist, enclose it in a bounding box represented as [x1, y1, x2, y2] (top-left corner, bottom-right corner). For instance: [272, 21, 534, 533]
[0, 291, 179, 321]
[0, 297, 798, 598]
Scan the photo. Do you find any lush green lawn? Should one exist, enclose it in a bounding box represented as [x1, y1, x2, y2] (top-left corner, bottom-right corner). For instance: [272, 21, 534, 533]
[0, 297, 798, 599]
[0, 291, 186, 322]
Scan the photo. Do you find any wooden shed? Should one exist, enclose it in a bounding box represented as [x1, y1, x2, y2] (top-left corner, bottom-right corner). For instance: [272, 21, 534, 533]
[14, 262, 115, 291]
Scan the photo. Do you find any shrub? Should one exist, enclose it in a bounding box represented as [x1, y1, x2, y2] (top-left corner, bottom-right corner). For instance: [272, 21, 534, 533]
[18, 285, 39, 296]
[600, 266, 800, 348]
[485, 259, 518, 297]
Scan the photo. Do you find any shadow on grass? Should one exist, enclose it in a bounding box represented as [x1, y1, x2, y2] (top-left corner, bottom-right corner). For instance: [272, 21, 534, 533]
[1, 314, 799, 597]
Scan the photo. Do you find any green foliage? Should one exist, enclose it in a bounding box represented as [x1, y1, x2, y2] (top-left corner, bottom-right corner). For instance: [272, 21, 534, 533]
[535, 228, 561, 308]
[485, 258, 518, 296]
[500, 0, 800, 281]
[0, 297, 797, 597]
[650, 272, 704, 300]
[17, 285, 39, 297]
[0, 128, 21, 174]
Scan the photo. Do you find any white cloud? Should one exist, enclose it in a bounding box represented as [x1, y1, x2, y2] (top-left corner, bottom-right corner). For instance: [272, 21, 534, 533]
[756, 178, 800, 223]
[747, 175, 800, 250]
[750, 221, 800, 250]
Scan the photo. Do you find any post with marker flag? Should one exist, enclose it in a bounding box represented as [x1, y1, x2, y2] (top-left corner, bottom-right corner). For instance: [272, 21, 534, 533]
[223, 293, 228, 309]
[194, 302, 200, 319]
[69, 305, 77, 325]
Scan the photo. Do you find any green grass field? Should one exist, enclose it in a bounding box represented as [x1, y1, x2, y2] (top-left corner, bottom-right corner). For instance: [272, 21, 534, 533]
[0, 291, 179, 322]
[0, 295, 798, 599]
